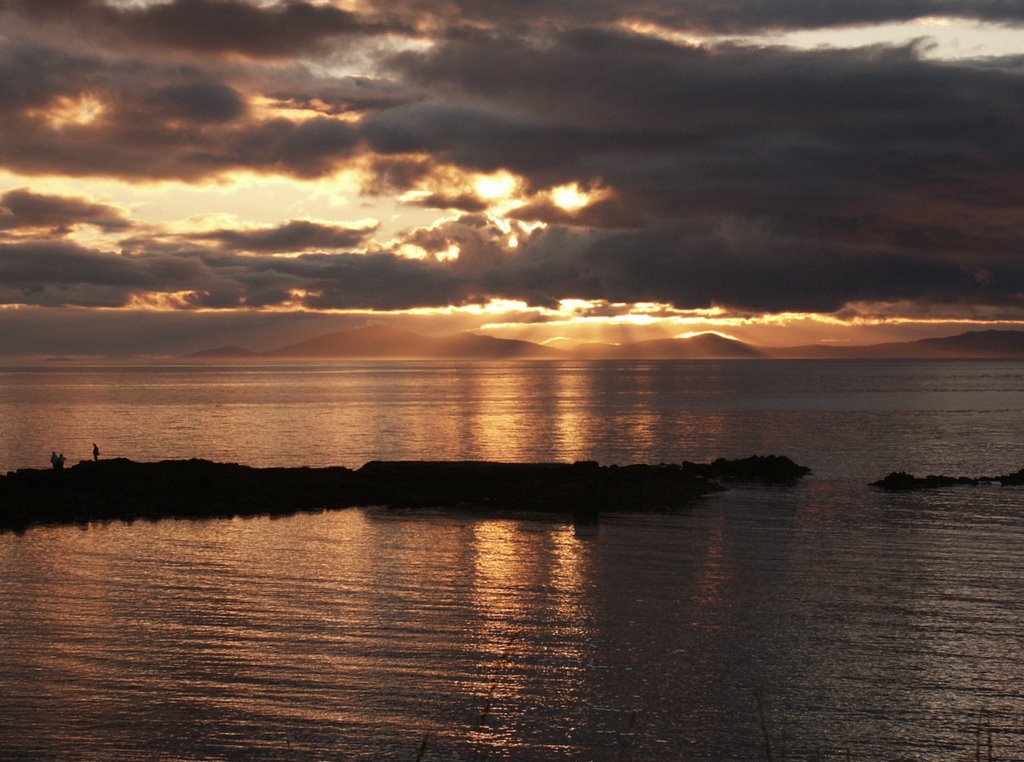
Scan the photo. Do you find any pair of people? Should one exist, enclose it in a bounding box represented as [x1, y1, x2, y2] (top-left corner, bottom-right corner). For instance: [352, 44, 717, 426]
[49, 444, 99, 471]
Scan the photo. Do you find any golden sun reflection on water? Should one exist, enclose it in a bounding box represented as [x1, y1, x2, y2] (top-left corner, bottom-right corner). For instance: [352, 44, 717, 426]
[690, 514, 733, 632]
[465, 520, 596, 752]
[8, 475, 1024, 759]
[550, 365, 594, 455]
[469, 370, 546, 463]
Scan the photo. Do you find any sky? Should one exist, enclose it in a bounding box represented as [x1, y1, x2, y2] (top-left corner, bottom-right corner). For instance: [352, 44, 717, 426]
[1, 0, 1023, 355]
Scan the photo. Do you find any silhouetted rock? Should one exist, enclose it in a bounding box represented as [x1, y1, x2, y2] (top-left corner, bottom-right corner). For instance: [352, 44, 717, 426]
[996, 468, 1024, 486]
[0, 455, 810, 533]
[872, 472, 979, 490]
[681, 454, 811, 483]
[872, 467, 1024, 490]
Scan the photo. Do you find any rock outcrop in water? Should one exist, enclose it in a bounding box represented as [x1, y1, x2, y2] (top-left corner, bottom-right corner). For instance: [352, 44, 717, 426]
[872, 468, 1024, 491]
[0, 455, 810, 533]
[681, 454, 811, 483]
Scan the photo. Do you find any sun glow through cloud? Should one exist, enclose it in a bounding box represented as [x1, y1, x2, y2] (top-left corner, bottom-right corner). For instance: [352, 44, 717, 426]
[435, 242, 460, 261]
[31, 95, 106, 130]
[474, 171, 519, 201]
[550, 183, 602, 211]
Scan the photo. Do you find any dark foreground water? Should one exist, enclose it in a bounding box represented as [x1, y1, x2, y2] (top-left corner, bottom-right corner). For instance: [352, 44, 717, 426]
[2, 360, 1024, 759]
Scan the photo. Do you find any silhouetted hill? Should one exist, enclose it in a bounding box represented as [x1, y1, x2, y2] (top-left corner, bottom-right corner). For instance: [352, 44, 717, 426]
[431, 332, 563, 358]
[906, 330, 1024, 357]
[770, 330, 1024, 359]
[571, 333, 764, 359]
[265, 324, 561, 359]
[189, 328, 1024, 362]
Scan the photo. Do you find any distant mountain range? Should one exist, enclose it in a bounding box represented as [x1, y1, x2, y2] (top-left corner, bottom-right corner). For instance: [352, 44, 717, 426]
[773, 329, 1024, 359]
[188, 325, 561, 360]
[571, 332, 765, 359]
[186, 327, 1024, 361]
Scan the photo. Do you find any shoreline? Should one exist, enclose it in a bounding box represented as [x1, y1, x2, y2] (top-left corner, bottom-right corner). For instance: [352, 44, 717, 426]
[0, 455, 809, 534]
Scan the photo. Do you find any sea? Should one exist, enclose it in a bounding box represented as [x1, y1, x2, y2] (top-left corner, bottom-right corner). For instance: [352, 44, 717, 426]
[2, 359, 1024, 760]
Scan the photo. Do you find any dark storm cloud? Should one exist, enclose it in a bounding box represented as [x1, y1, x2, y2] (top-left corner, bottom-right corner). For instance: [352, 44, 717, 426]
[229, 117, 361, 178]
[0, 41, 363, 180]
[0, 189, 130, 233]
[367, 29, 1024, 312]
[176, 248, 471, 310]
[490, 221, 1024, 313]
[363, 101, 604, 183]
[188, 220, 378, 253]
[0, 42, 96, 114]
[1, 2, 1023, 320]
[146, 82, 248, 123]
[675, 0, 1024, 32]
[0, 241, 148, 286]
[0, 240, 154, 307]
[268, 214, 1018, 315]
[0, 238, 269, 309]
[1, 0, 399, 59]
[264, 75, 416, 118]
[3, 208, 1024, 316]
[275, 253, 464, 310]
[383, 29, 1024, 171]
[0, 232, 466, 310]
[362, 0, 1024, 33]
[6, 0, 1024, 48]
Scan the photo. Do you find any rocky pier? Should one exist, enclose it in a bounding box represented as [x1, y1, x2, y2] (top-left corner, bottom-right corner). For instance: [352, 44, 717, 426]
[0, 454, 810, 533]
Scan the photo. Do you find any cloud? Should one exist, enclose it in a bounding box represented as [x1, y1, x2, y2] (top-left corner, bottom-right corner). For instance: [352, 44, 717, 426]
[0, 188, 131, 233]
[0, 240, 156, 307]
[4, 209, 1023, 317]
[184, 219, 379, 253]
[7, 0, 1024, 52]
[374, 30, 1024, 298]
[147, 81, 248, 124]
[0, 41, 365, 180]
[0, 3, 1022, 329]
[142, 0, 999, 36]
[501, 222, 1022, 313]
[1, 0, 398, 59]
[0, 228, 464, 310]
[353, 0, 1024, 34]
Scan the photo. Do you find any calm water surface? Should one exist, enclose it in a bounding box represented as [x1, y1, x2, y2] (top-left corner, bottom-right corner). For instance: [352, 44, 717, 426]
[2, 360, 1024, 759]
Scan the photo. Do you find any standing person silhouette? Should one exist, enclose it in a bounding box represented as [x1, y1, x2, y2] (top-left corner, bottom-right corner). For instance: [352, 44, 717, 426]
[93, 443, 99, 462]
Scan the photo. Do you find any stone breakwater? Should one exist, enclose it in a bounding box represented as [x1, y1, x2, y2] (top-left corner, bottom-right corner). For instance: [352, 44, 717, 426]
[0, 455, 810, 533]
